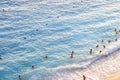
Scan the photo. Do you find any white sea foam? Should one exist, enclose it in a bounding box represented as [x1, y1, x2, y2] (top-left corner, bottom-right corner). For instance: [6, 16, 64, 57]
[42, 40, 120, 80]
[28, 40, 120, 80]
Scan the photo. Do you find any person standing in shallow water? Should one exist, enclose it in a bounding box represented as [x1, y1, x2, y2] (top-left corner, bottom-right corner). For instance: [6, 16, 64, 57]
[108, 40, 111, 43]
[96, 44, 99, 48]
[99, 50, 102, 54]
[83, 75, 86, 80]
[103, 45, 106, 48]
[90, 49, 93, 55]
[70, 51, 74, 58]
[101, 40, 104, 43]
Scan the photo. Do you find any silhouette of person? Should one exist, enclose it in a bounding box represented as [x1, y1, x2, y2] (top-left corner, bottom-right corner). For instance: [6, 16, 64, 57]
[0, 55, 2, 60]
[116, 32, 118, 34]
[36, 29, 39, 31]
[83, 75, 86, 80]
[2, 8, 8, 12]
[70, 51, 74, 58]
[96, 44, 99, 48]
[115, 28, 117, 32]
[18, 75, 22, 80]
[101, 40, 104, 42]
[32, 65, 34, 69]
[57, 16, 59, 18]
[44, 56, 48, 59]
[108, 40, 111, 43]
[45, 23, 48, 26]
[103, 45, 106, 48]
[90, 49, 93, 55]
[73, 6, 75, 8]
[23, 37, 26, 39]
[115, 38, 117, 41]
[99, 50, 102, 54]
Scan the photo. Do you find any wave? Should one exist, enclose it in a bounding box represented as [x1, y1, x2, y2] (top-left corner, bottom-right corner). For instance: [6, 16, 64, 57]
[29, 40, 120, 80]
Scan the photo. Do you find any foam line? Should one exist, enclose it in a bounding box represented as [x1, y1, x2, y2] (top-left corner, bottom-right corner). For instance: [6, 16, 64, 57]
[31, 40, 120, 80]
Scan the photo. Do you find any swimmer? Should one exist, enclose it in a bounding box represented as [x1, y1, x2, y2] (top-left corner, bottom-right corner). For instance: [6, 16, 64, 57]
[0, 55, 2, 60]
[108, 40, 111, 43]
[99, 50, 102, 54]
[101, 40, 104, 42]
[23, 37, 26, 39]
[45, 23, 48, 26]
[90, 49, 93, 55]
[103, 45, 106, 48]
[2, 8, 8, 12]
[115, 32, 118, 34]
[57, 16, 59, 18]
[44, 56, 48, 59]
[32, 65, 34, 69]
[83, 75, 86, 80]
[70, 51, 74, 58]
[115, 38, 117, 41]
[36, 29, 39, 31]
[18, 75, 22, 80]
[115, 28, 117, 32]
[73, 6, 75, 8]
[96, 44, 99, 48]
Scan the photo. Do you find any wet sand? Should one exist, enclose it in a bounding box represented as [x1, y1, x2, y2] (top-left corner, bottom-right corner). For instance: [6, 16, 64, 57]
[105, 72, 120, 80]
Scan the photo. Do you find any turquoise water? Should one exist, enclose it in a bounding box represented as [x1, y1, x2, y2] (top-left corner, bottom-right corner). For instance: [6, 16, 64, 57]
[0, 0, 120, 80]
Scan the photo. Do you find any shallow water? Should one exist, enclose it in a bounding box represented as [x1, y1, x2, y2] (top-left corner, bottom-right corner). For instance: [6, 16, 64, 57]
[0, 0, 120, 80]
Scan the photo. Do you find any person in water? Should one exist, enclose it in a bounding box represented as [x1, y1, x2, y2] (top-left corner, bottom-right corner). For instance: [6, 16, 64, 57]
[115, 38, 117, 41]
[101, 40, 104, 42]
[96, 44, 99, 48]
[103, 45, 106, 48]
[70, 51, 74, 58]
[83, 75, 86, 80]
[57, 16, 59, 18]
[23, 37, 26, 39]
[0, 55, 2, 60]
[108, 40, 111, 43]
[90, 49, 93, 55]
[32, 65, 34, 69]
[2, 8, 8, 12]
[115, 32, 118, 34]
[99, 50, 102, 54]
[44, 56, 48, 59]
[115, 28, 117, 32]
[73, 6, 75, 8]
[18, 75, 22, 80]
[36, 29, 39, 31]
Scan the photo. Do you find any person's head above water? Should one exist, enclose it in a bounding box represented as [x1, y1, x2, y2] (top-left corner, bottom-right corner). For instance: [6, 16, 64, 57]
[32, 65, 34, 69]
[44, 56, 48, 59]
[0, 55, 2, 60]
[2, 8, 9, 12]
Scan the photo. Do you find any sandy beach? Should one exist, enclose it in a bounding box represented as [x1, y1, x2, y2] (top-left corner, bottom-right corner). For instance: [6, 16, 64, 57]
[105, 72, 120, 80]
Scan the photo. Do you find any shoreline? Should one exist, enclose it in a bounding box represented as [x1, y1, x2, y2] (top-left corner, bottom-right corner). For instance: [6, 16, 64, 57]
[105, 72, 120, 80]
[43, 40, 120, 80]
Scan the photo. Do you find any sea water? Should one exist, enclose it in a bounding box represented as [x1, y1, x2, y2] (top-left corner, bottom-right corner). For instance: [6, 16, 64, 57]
[0, 0, 120, 80]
